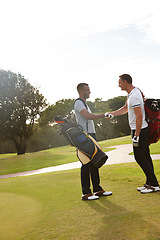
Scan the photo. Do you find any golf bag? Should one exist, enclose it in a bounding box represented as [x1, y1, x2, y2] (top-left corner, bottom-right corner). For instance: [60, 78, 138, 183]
[144, 98, 160, 145]
[54, 115, 108, 168]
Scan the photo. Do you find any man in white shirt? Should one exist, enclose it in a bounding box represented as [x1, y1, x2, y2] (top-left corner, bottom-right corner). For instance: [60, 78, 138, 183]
[74, 83, 112, 200]
[109, 74, 159, 194]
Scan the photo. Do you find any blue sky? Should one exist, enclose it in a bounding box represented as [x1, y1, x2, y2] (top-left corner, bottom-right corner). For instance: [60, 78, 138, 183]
[0, 0, 160, 104]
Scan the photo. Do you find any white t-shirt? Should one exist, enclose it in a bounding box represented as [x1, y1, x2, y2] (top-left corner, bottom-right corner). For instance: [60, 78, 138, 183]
[74, 99, 96, 133]
[127, 88, 148, 130]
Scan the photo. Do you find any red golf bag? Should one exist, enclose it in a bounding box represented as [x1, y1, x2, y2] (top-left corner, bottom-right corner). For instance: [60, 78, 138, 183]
[144, 98, 160, 145]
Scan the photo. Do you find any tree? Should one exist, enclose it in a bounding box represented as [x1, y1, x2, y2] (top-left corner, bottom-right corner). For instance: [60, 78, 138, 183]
[0, 70, 47, 155]
[27, 125, 67, 152]
[93, 98, 116, 140]
[93, 97, 130, 140]
[106, 96, 130, 137]
[39, 99, 75, 126]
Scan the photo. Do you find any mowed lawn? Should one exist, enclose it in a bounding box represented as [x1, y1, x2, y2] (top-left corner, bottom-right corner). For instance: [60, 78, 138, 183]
[0, 135, 130, 175]
[0, 136, 160, 240]
[0, 135, 160, 175]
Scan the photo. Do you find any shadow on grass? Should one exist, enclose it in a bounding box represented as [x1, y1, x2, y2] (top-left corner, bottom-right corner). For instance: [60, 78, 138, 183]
[84, 196, 160, 240]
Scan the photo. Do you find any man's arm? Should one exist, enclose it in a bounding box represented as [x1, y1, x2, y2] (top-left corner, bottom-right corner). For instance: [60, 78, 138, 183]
[111, 101, 128, 117]
[133, 106, 143, 137]
[80, 109, 105, 120]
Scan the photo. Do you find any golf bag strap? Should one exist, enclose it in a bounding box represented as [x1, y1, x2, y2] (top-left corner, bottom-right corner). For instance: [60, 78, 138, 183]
[74, 98, 89, 132]
[74, 98, 88, 109]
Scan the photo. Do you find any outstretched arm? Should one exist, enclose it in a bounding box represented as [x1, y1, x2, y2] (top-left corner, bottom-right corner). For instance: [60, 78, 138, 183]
[111, 101, 128, 116]
[80, 109, 105, 120]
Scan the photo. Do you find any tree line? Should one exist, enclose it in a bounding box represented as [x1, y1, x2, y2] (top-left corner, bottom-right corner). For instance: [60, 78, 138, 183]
[0, 70, 130, 155]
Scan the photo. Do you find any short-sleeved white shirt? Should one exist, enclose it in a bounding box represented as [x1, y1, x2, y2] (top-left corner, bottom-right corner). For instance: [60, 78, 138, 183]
[127, 88, 148, 130]
[74, 99, 96, 133]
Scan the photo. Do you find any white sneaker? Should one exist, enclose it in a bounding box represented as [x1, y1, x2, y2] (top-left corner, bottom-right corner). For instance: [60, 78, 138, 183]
[137, 184, 148, 191]
[82, 193, 99, 200]
[140, 186, 160, 194]
[94, 189, 112, 197]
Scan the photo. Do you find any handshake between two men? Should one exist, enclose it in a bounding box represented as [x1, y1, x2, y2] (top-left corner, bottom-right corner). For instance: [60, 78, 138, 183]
[104, 112, 139, 147]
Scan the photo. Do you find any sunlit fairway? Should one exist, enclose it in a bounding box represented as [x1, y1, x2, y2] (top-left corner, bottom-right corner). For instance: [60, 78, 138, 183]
[0, 135, 159, 175]
[0, 136, 160, 239]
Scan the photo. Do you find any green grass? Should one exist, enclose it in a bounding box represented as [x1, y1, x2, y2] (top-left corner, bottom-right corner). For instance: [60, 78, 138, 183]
[0, 153, 17, 159]
[0, 137, 160, 239]
[99, 135, 132, 149]
[0, 161, 160, 240]
[0, 146, 77, 175]
[100, 135, 160, 154]
[0, 135, 160, 175]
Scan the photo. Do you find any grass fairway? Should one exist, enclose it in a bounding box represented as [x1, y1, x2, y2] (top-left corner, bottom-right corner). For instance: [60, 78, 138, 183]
[0, 160, 160, 240]
[0, 136, 131, 175]
[0, 146, 77, 175]
[0, 135, 159, 175]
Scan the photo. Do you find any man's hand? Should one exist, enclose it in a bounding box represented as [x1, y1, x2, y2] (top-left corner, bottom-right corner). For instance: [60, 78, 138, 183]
[104, 112, 114, 119]
[132, 136, 139, 147]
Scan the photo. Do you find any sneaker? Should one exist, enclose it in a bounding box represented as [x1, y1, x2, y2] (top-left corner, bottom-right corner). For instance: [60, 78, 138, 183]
[137, 184, 148, 191]
[140, 185, 160, 194]
[82, 193, 99, 200]
[94, 189, 112, 197]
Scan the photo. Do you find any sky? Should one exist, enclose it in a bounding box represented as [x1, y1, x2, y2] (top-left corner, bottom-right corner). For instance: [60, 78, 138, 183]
[0, 0, 160, 105]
